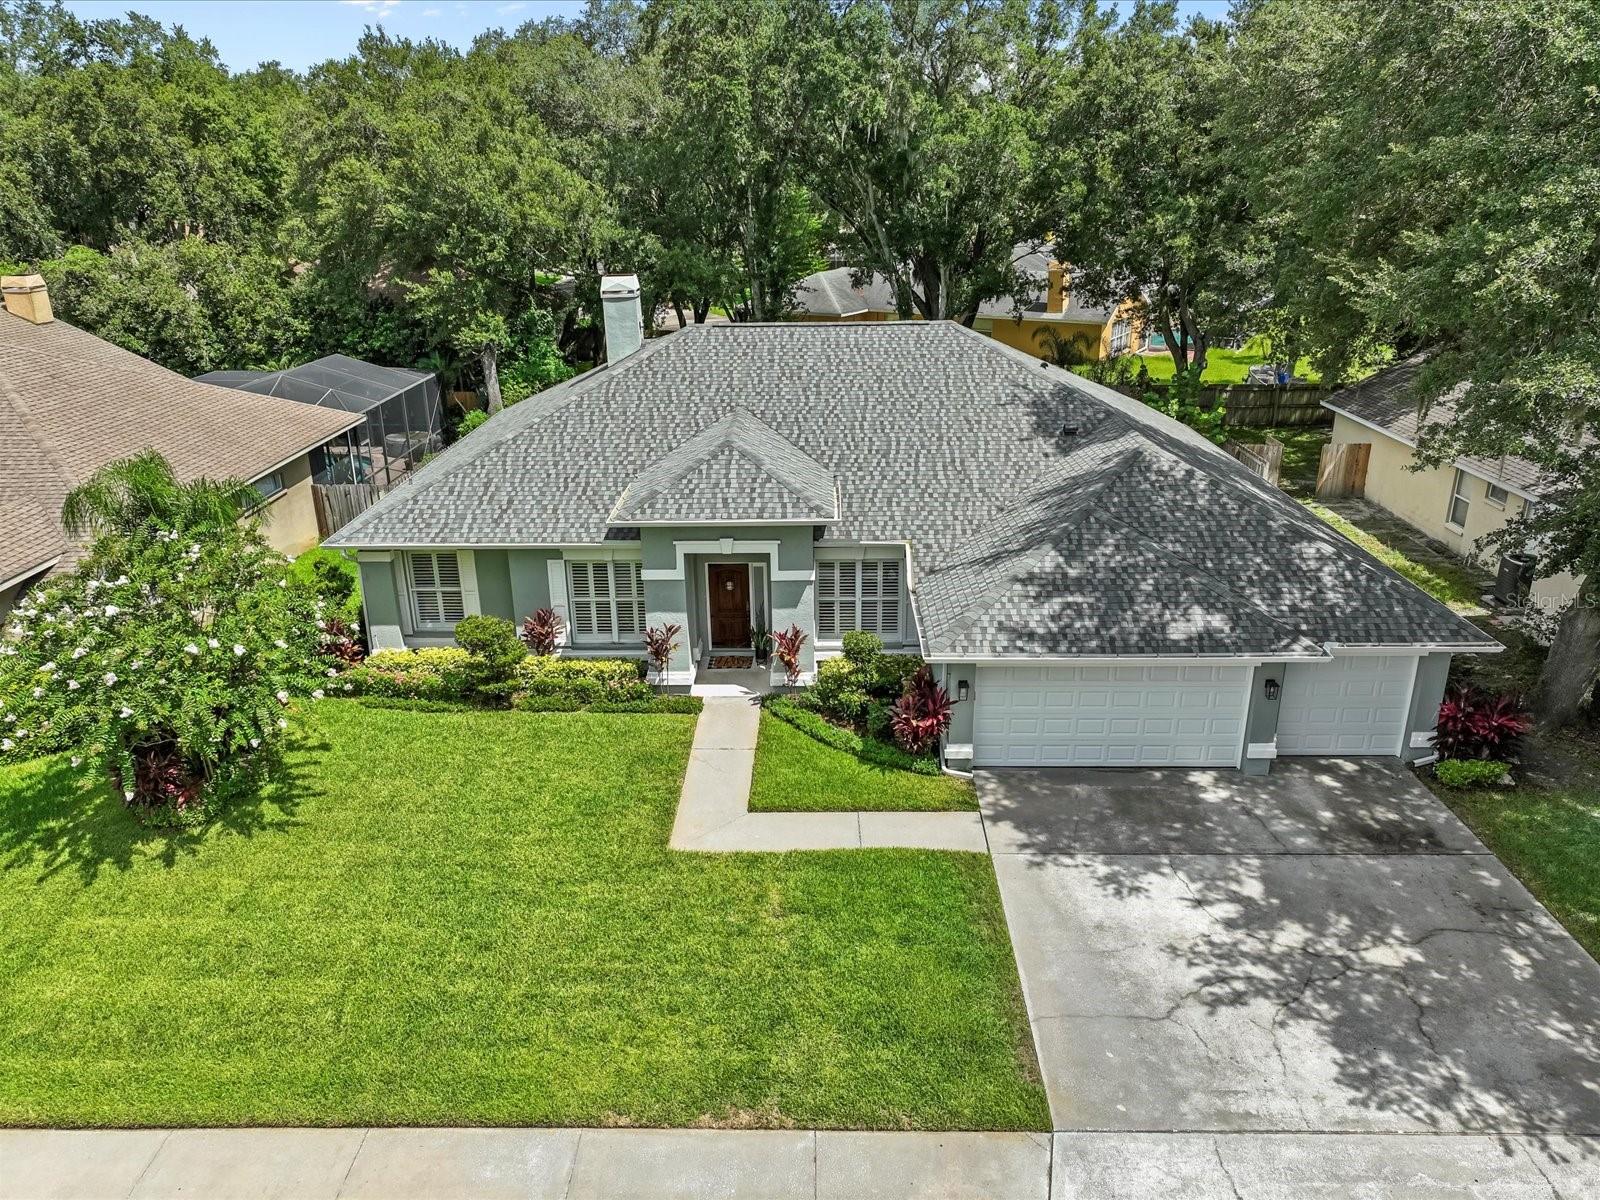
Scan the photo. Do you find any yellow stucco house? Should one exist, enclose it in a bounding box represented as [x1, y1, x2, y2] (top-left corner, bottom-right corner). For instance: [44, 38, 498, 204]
[1323, 355, 1582, 607]
[790, 245, 1142, 361]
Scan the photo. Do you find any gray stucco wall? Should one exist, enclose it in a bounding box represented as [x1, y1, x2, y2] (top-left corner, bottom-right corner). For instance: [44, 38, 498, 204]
[358, 556, 405, 650]
[1403, 652, 1452, 762]
[474, 549, 515, 622]
[943, 663, 977, 744]
[1240, 663, 1285, 776]
[508, 549, 557, 622]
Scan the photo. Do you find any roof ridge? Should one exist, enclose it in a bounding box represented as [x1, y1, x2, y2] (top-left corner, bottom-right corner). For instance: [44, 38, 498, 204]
[333, 332, 691, 541]
[924, 448, 1143, 647]
[0, 368, 77, 492]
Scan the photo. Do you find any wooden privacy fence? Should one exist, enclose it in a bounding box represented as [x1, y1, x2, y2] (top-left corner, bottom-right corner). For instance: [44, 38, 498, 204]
[1127, 382, 1334, 427]
[1225, 434, 1285, 486]
[312, 483, 383, 538]
[1315, 441, 1370, 499]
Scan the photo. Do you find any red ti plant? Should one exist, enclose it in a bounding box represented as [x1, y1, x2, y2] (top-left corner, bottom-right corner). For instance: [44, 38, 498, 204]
[521, 607, 564, 655]
[320, 616, 366, 667]
[890, 665, 953, 754]
[1434, 686, 1532, 761]
[771, 623, 808, 686]
[643, 622, 683, 681]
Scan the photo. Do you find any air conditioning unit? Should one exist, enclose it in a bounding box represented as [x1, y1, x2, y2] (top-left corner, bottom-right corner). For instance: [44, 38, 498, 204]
[1493, 552, 1536, 605]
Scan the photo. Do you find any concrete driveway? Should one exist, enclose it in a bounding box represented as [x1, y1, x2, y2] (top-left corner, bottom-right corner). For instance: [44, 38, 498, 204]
[980, 758, 1600, 1187]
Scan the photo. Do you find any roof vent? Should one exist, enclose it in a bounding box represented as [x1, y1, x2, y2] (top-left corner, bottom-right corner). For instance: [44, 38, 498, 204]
[600, 273, 643, 363]
[1059, 422, 1080, 439]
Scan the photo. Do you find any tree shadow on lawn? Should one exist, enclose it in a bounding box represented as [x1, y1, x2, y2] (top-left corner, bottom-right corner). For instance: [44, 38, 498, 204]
[981, 761, 1600, 1168]
[0, 728, 328, 886]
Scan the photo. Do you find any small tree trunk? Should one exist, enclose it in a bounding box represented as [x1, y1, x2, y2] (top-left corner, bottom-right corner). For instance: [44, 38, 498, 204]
[482, 344, 503, 414]
[672, 298, 687, 330]
[1159, 308, 1187, 374]
[1533, 598, 1600, 729]
[694, 298, 711, 324]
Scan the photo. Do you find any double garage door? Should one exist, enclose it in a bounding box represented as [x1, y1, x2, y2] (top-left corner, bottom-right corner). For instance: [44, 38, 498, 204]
[972, 656, 1420, 768]
[973, 664, 1251, 768]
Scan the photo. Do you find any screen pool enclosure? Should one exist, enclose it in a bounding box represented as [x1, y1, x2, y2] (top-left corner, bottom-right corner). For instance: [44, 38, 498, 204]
[199, 355, 443, 488]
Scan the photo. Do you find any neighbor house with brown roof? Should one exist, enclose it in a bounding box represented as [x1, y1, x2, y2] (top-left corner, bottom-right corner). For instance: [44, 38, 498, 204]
[0, 275, 362, 616]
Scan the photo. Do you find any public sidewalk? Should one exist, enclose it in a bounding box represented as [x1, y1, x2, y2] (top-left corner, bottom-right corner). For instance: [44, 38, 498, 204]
[668, 693, 986, 852]
[9, 1127, 1598, 1199]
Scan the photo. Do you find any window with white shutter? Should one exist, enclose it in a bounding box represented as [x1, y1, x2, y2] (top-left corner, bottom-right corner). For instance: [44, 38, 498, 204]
[816, 556, 901, 642]
[408, 551, 467, 630]
[567, 558, 645, 644]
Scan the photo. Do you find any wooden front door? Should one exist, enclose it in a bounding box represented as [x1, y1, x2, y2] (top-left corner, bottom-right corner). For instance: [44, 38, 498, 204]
[708, 564, 751, 647]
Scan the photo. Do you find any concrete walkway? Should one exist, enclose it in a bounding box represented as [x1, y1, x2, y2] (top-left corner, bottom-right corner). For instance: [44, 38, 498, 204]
[10, 1127, 1599, 1199]
[669, 694, 986, 852]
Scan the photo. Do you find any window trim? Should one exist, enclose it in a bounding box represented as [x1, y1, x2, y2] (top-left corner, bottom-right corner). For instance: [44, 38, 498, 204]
[1445, 468, 1471, 531]
[566, 557, 646, 646]
[815, 553, 904, 645]
[404, 549, 478, 633]
[1484, 481, 1509, 508]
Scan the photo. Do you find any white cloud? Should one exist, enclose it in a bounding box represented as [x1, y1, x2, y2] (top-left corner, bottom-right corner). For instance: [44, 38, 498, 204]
[340, 0, 402, 13]
[496, 2, 526, 13]
[422, 6, 441, 14]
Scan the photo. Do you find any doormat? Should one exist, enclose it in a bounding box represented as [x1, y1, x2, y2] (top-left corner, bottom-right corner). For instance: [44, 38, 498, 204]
[709, 655, 755, 670]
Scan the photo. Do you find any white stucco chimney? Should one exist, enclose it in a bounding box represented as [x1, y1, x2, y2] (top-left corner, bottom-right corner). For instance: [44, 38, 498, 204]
[600, 274, 643, 363]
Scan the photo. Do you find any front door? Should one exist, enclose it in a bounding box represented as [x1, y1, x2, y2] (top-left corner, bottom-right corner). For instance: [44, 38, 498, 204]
[708, 564, 751, 647]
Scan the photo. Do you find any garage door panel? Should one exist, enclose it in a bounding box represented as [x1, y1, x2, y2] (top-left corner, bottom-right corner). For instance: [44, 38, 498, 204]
[974, 664, 1249, 768]
[1277, 656, 1415, 756]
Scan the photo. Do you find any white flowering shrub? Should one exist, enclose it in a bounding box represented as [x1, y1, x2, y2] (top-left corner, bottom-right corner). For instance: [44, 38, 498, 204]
[0, 459, 329, 825]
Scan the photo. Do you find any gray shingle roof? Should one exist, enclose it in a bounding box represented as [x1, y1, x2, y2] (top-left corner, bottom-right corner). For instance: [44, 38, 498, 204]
[609, 410, 838, 524]
[330, 321, 1495, 657]
[1322, 355, 1555, 496]
[1, 310, 361, 581]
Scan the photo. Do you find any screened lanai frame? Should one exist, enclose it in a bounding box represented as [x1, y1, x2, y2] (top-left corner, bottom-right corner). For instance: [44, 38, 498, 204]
[199, 354, 443, 489]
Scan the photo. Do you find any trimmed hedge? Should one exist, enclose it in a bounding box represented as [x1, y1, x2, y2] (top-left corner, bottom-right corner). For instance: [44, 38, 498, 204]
[514, 694, 703, 715]
[515, 656, 651, 704]
[356, 696, 478, 713]
[765, 695, 940, 776]
[344, 648, 477, 699]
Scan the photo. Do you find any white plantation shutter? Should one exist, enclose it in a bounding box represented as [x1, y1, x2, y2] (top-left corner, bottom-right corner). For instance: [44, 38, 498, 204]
[568, 561, 601, 638]
[409, 552, 467, 629]
[874, 559, 901, 640]
[815, 556, 901, 642]
[817, 561, 839, 638]
[613, 560, 646, 636]
[567, 557, 646, 643]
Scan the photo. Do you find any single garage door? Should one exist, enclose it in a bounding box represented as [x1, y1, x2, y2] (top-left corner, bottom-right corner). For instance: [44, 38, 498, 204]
[973, 663, 1250, 768]
[1276, 655, 1416, 756]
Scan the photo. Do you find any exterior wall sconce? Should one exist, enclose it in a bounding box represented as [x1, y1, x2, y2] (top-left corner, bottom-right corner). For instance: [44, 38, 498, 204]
[957, 680, 971, 702]
[1264, 678, 1280, 701]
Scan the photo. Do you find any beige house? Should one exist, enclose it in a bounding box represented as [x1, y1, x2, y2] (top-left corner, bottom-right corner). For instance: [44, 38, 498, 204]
[1323, 355, 1581, 606]
[0, 275, 361, 615]
[790, 245, 1143, 361]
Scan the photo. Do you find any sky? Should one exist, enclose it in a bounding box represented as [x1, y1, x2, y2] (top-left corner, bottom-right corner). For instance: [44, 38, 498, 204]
[62, 0, 1235, 74]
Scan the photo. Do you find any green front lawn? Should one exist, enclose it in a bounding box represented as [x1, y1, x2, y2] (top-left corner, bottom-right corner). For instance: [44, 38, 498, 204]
[1434, 751, 1600, 961]
[1114, 336, 1322, 385]
[748, 712, 975, 813]
[0, 703, 1044, 1130]
[1228, 425, 1328, 498]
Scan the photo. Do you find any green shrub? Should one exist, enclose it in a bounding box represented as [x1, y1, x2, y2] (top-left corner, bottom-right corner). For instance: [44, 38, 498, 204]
[355, 696, 477, 713]
[872, 654, 924, 698]
[344, 648, 477, 699]
[764, 696, 940, 776]
[453, 614, 527, 703]
[514, 656, 651, 704]
[841, 630, 884, 666]
[512, 695, 585, 713]
[865, 699, 893, 742]
[289, 546, 363, 625]
[1435, 758, 1510, 788]
[590, 696, 704, 714]
[457, 409, 489, 437]
[813, 656, 872, 722]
